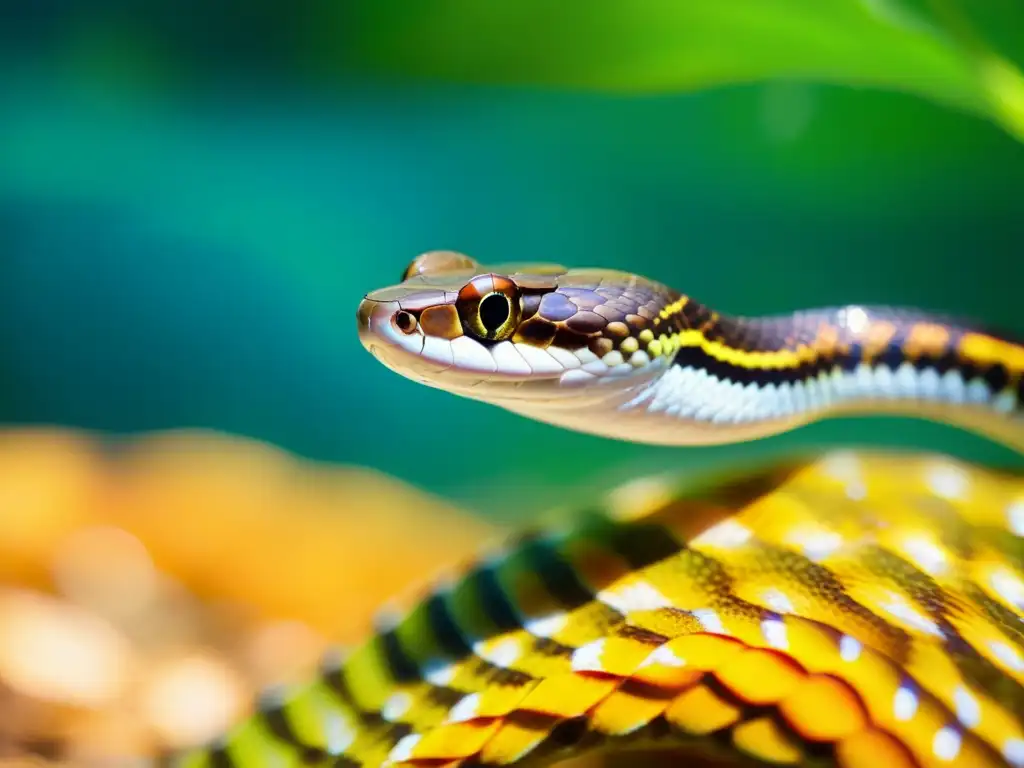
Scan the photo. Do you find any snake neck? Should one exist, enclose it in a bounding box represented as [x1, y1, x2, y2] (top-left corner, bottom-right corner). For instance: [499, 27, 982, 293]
[509, 303, 1024, 450]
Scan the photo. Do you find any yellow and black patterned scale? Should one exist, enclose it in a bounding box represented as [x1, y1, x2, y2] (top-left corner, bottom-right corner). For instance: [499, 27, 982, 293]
[169, 452, 1024, 768]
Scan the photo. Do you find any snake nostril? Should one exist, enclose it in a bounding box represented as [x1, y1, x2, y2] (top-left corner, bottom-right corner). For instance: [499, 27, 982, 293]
[394, 310, 417, 334]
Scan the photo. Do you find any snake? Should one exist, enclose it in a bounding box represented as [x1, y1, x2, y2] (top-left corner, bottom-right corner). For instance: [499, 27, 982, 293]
[169, 253, 1024, 768]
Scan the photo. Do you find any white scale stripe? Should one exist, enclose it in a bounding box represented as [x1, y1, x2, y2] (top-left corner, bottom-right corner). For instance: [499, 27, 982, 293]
[620, 363, 1005, 425]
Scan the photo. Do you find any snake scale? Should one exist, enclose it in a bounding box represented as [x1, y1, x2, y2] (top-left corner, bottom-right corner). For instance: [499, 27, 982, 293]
[168, 252, 1024, 768]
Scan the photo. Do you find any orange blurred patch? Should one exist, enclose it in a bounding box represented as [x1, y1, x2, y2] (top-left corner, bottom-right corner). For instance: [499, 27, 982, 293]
[0, 427, 501, 763]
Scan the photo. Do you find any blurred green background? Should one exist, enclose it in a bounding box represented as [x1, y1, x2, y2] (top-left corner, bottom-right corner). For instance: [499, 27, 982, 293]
[2, 2, 1024, 518]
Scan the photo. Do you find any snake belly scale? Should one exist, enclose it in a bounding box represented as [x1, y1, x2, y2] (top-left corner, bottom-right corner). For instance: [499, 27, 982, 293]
[165, 252, 1024, 768]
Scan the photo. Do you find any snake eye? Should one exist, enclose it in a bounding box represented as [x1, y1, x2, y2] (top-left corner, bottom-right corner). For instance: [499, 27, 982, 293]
[457, 275, 520, 342]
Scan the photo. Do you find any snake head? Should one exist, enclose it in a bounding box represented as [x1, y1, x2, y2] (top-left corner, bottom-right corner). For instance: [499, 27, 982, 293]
[356, 251, 679, 410]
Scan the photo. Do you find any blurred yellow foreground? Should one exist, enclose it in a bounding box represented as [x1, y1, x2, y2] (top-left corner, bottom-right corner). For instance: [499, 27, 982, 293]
[0, 429, 501, 765]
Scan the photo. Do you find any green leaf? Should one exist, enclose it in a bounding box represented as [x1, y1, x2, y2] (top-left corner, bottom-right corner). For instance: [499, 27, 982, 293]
[322, 0, 1024, 140]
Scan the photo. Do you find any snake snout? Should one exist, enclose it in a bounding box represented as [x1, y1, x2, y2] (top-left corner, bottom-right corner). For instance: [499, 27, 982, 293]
[356, 297, 401, 348]
[357, 296, 433, 381]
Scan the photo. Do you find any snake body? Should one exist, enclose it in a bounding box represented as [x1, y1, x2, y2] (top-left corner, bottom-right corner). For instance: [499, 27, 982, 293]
[170, 253, 1024, 768]
[356, 252, 1024, 448]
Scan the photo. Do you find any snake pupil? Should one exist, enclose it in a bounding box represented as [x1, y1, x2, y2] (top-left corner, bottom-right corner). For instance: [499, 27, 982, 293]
[479, 293, 510, 334]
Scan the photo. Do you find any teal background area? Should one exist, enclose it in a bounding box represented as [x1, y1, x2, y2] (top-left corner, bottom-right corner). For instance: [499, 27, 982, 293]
[2, 26, 1024, 516]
